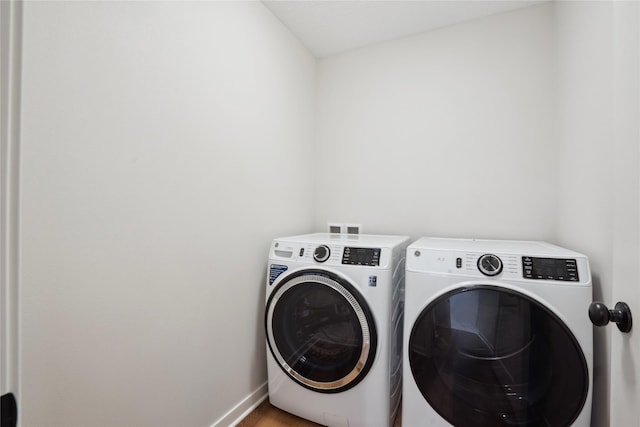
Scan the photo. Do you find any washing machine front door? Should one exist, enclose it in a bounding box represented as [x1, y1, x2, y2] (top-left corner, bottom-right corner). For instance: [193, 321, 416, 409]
[266, 269, 377, 393]
[409, 285, 588, 427]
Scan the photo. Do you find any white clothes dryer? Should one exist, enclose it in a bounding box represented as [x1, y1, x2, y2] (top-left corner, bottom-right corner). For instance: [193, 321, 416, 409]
[403, 237, 593, 427]
[265, 233, 409, 427]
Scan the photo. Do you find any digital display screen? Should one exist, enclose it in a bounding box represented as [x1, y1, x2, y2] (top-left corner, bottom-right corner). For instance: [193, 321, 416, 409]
[522, 257, 578, 281]
[342, 247, 381, 266]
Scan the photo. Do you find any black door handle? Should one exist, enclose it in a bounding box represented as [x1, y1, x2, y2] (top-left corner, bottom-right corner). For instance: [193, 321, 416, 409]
[589, 301, 632, 333]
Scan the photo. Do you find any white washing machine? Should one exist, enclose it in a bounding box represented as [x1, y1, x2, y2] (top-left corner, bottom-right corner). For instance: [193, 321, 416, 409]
[403, 237, 593, 427]
[265, 233, 410, 427]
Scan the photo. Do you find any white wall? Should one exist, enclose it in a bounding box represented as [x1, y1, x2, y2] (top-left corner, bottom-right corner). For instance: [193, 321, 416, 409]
[18, 2, 314, 426]
[315, 4, 556, 241]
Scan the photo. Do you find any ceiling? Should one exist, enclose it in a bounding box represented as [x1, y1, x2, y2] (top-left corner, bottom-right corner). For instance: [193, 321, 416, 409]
[263, 0, 547, 57]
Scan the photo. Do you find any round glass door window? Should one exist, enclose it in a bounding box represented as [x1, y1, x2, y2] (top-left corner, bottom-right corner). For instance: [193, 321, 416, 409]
[265, 270, 377, 393]
[409, 285, 588, 427]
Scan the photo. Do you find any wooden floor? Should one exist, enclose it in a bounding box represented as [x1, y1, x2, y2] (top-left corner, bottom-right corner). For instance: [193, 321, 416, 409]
[237, 399, 402, 427]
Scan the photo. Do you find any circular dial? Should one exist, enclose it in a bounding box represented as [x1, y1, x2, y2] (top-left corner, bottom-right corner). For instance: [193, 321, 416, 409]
[477, 254, 503, 276]
[313, 245, 331, 263]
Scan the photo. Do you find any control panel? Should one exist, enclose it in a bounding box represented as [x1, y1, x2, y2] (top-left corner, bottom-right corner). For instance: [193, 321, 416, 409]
[407, 248, 588, 284]
[522, 257, 579, 281]
[342, 247, 381, 266]
[271, 240, 396, 269]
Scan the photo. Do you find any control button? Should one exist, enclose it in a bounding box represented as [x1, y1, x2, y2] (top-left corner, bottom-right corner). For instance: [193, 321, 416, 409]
[313, 245, 331, 263]
[299, 248, 305, 257]
[456, 258, 462, 268]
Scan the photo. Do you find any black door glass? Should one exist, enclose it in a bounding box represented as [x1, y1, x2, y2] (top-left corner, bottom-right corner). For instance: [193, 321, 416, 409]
[268, 274, 376, 392]
[409, 285, 588, 427]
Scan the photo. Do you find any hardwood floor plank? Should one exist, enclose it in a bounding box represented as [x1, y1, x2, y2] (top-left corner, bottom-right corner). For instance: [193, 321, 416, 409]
[236, 400, 322, 427]
[236, 399, 402, 427]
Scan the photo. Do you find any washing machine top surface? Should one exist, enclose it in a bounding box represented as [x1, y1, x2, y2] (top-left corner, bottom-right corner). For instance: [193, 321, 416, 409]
[275, 232, 409, 247]
[407, 237, 590, 285]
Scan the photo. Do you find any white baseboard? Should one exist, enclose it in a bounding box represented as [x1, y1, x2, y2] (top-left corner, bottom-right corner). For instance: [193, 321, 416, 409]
[212, 382, 268, 427]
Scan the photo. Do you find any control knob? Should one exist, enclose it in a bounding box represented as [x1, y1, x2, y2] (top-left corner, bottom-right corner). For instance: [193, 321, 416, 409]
[313, 245, 331, 263]
[477, 254, 503, 276]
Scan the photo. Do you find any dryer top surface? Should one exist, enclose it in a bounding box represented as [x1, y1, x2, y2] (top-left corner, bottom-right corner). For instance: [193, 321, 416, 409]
[408, 237, 587, 258]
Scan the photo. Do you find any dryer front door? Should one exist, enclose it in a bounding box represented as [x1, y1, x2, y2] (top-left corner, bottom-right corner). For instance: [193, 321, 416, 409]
[409, 285, 588, 427]
[265, 269, 377, 393]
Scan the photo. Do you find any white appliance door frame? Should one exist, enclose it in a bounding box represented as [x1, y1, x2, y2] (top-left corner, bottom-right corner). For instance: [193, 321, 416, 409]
[1, 0, 21, 410]
[408, 284, 589, 427]
[265, 269, 377, 393]
[610, 1, 640, 425]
